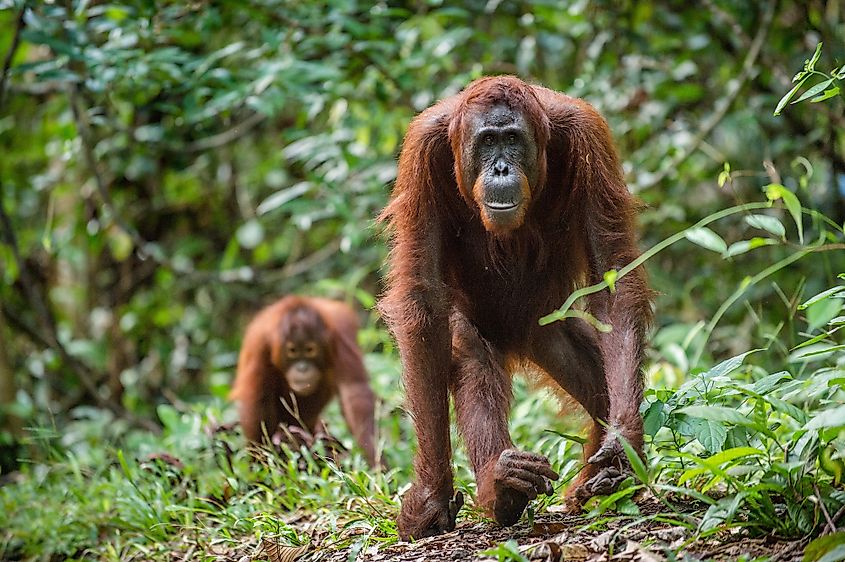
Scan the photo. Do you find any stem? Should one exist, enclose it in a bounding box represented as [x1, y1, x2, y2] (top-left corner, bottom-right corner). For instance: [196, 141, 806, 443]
[540, 201, 772, 325]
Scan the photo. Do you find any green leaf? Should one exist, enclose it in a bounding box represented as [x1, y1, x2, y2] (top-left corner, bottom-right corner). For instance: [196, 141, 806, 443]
[718, 162, 731, 187]
[616, 497, 641, 516]
[603, 269, 618, 293]
[750, 371, 791, 395]
[107, 226, 134, 262]
[479, 540, 528, 562]
[804, 405, 845, 430]
[807, 297, 843, 332]
[724, 238, 778, 258]
[618, 433, 649, 485]
[678, 405, 756, 427]
[156, 404, 181, 432]
[805, 42, 824, 72]
[799, 286, 845, 310]
[764, 184, 803, 243]
[706, 446, 765, 466]
[685, 227, 727, 254]
[257, 182, 312, 215]
[744, 214, 785, 238]
[695, 419, 727, 453]
[774, 75, 809, 115]
[793, 77, 834, 104]
[811, 85, 841, 103]
[642, 400, 667, 437]
[704, 349, 759, 378]
[804, 532, 845, 562]
[790, 343, 845, 361]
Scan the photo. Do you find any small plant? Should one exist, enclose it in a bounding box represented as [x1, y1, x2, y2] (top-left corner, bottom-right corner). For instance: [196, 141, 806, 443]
[774, 42, 844, 115]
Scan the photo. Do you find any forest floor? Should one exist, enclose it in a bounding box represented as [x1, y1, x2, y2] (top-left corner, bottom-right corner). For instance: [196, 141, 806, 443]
[209, 497, 807, 562]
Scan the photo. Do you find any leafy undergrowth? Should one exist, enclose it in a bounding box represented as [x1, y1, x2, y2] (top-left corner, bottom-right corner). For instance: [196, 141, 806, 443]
[1, 281, 843, 562]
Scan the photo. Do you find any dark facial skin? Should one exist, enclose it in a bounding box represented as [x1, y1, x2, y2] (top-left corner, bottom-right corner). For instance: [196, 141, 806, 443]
[281, 335, 326, 396]
[272, 307, 330, 397]
[462, 104, 539, 233]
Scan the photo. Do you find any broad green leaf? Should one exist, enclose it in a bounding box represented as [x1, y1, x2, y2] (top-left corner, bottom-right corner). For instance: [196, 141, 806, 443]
[678, 406, 761, 429]
[804, 532, 845, 562]
[799, 285, 845, 310]
[695, 419, 727, 453]
[724, 238, 777, 258]
[764, 184, 803, 243]
[704, 349, 759, 378]
[774, 75, 809, 115]
[595, 482, 640, 512]
[685, 227, 727, 254]
[750, 371, 791, 395]
[744, 214, 785, 238]
[107, 226, 134, 262]
[804, 405, 845, 430]
[704, 446, 764, 465]
[768, 396, 808, 423]
[642, 400, 667, 437]
[807, 297, 843, 332]
[790, 343, 845, 361]
[811, 85, 841, 103]
[619, 433, 649, 485]
[793, 77, 834, 104]
[156, 404, 181, 432]
[616, 497, 641, 516]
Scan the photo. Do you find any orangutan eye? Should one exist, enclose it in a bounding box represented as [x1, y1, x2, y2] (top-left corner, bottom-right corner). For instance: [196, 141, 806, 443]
[507, 133, 517, 145]
[483, 134, 495, 146]
[304, 343, 318, 358]
[286, 342, 298, 358]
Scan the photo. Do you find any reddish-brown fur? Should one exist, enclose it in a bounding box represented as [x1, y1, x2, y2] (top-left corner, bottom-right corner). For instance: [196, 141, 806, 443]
[230, 295, 380, 467]
[380, 76, 652, 540]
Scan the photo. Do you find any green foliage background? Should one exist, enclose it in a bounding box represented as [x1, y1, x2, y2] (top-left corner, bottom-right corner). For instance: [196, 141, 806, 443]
[0, 1, 843, 560]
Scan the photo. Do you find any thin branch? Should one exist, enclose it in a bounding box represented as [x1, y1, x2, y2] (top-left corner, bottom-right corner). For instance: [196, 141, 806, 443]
[0, 2, 27, 111]
[183, 111, 267, 152]
[815, 483, 837, 534]
[639, 0, 776, 189]
[268, 238, 343, 281]
[832, 503, 845, 528]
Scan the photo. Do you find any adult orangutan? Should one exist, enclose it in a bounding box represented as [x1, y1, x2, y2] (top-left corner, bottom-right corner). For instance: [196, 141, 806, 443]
[230, 295, 381, 468]
[379, 76, 652, 540]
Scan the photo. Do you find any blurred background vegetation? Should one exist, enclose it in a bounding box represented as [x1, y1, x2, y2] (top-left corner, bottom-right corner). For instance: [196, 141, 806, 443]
[0, 0, 843, 550]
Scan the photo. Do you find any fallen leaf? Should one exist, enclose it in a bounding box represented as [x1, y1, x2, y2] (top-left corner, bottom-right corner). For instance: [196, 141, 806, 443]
[559, 543, 588, 560]
[531, 522, 569, 536]
[260, 539, 310, 562]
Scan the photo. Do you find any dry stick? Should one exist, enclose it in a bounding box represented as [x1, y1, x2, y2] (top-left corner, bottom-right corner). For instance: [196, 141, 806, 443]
[832, 504, 845, 528]
[639, 0, 776, 190]
[815, 483, 838, 534]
